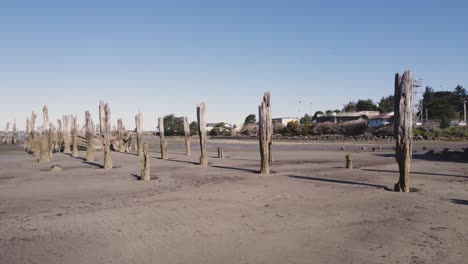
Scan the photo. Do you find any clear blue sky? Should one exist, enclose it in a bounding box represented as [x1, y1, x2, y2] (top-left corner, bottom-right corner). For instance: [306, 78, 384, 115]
[1, 0, 467, 130]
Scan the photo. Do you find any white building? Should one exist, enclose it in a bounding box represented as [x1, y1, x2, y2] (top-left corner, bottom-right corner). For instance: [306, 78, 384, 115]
[272, 117, 300, 126]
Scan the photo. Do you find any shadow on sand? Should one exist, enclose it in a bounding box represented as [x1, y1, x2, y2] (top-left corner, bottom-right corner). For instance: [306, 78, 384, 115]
[288, 175, 392, 191]
[361, 168, 467, 179]
[211, 165, 258, 173]
[451, 199, 468, 206]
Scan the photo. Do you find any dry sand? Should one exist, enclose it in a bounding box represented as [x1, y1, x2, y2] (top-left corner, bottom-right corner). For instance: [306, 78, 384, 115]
[0, 140, 467, 264]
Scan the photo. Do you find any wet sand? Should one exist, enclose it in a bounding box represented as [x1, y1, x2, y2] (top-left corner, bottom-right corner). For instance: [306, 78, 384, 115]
[0, 140, 467, 264]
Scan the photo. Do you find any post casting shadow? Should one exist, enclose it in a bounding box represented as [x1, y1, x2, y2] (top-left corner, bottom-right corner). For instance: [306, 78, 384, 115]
[82, 161, 103, 168]
[288, 175, 392, 191]
[362, 168, 467, 179]
[211, 165, 259, 173]
[451, 199, 468, 206]
[130, 174, 141, 180]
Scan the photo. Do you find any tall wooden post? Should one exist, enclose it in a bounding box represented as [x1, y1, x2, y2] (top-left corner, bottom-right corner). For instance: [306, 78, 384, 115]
[99, 100, 105, 137]
[49, 123, 57, 156]
[117, 118, 125, 152]
[158, 117, 168, 159]
[24, 117, 30, 150]
[259, 92, 272, 174]
[12, 121, 19, 144]
[394, 70, 413, 193]
[183, 116, 191, 156]
[63, 115, 72, 154]
[135, 113, 143, 157]
[2, 122, 9, 144]
[56, 119, 63, 153]
[28, 112, 36, 154]
[39, 106, 51, 162]
[197, 103, 207, 166]
[103, 103, 113, 169]
[71, 116, 79, 157]
[141, 142, 151, 181]
[85, 111, 94, 162]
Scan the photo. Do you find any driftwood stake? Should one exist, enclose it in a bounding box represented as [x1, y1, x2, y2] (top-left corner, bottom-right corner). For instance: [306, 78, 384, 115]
[135, 113, 143, 156]
[103, 103, 113, 169]
[39, 106, 51, 162]
[217, 147, 224, 158]
[12, 121, 19, 144]
[183, 116, 191, 156]
[24, 117, 30, 150]
[345, 154, 353, 169]
[56, 119, 63, 152]
[85, 111, 94, 162]
[394, 70, 413, 193]
[158, 117, 168, 159]
[49, 123, 57, 155]
[197, 103, 207, 166]
[2, 122, 9, 144]
[28, 112, 36, 154]
[259, 92, 272, 174]
[117, 118, 124, 152]
[63, 115, 72, 154]
[71, 116, 79, 157]
[141, 142, 151, 181]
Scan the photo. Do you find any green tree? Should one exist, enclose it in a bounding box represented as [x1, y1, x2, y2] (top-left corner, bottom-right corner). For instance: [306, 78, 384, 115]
[209, 122, 232, 136]
[300, 114, 312, 125]
[325, 110, 333, 115]
[378, 95, 394, 113]
[189, 121, 198, 136]
[343, 101, 357, 112]
[163, 114, 184, 136]
[312, 111, 324, 121]
[243, 114, 256, 125]
[356, 99, 378, 111]
[286, 120, 299, 135]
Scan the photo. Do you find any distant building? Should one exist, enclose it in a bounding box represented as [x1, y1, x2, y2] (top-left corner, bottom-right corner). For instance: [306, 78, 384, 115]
[367, 112, 394, 128]
[272, 117, 300, 126]
[317, 111, 380, 123]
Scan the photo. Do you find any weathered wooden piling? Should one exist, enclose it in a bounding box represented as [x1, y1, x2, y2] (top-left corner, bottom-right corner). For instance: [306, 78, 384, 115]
[183, 116, 191, 156]
[71, 116, 79, 157]
[141, 142, 151, 181]
[39, 106, 51, 162]
[197, 103, 207, 166]
[85, 111, 94, 162]
[56, 119, 63, 152]
[49, 123, 58, 155]
[24, 117, 30, 150]
[345, 154, 353, 169]
[217, 147, 224, 158]
[259, 92, 272, 174]
[117, 118, 125, 152]
[394, 70, 413, 193]
[63, 115, 72, 154]
[158, 117, 168, 159]
[12, 121, 19, 144]
[2, 122, 10, 144]
[135, 113, 143, 157]
[28, 112, 37, 154]
[103, 103, 113, 169]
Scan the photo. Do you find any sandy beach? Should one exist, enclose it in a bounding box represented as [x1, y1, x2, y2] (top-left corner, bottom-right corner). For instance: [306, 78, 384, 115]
[0, 140, 467, 264]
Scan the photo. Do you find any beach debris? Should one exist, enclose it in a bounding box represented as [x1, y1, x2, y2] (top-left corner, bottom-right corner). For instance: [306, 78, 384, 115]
[346, 154, 353, 169]
[50, 165, 62, 171]
[217, 147, 224, 159]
